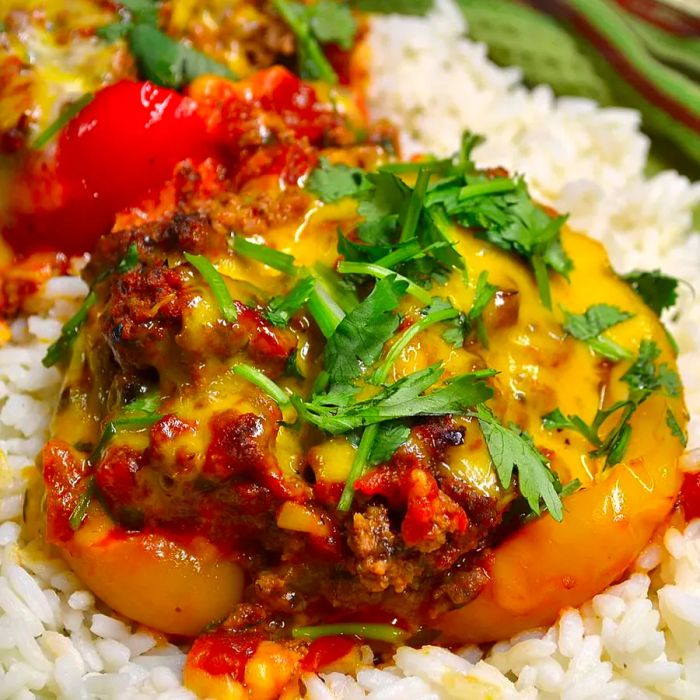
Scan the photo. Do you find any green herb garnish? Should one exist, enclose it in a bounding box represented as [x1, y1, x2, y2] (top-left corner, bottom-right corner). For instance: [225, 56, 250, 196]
[292, 622, 407, 643]
[233, 364, 291, 406]
[623, 269, 680, 316]
[306, 158, 371, 203]
[184, 252, 238, 323]
[477, 404, 564, 521]
[43, 245, 139, 368]
[33, 94, 94, 149]
[294, 363, 495, 434]
[69, 478, 96, 531]
[266, 277, 316, 327]
[666, 408, 687, 448]
[542, 339, 683, 464]
[337, 261, 431, 305]
[272, 0, 351, 83]
[324, 275, 407, 385]
[231, 237, 299, 276]
[562, 303, 633, 360]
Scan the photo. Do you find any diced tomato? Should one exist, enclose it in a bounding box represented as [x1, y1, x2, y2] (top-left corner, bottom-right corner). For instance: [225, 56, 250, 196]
[301, 636, 356, 672]
[187, 630, 263, 679]
[681, 472, 700, 521]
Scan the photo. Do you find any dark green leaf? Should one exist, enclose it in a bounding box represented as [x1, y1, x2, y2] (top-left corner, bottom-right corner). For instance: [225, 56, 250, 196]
[477, 404, 563, 521]
[563, 304, 633, 340]
[308, 1, 358, 49]
[266, 277, 315, 326]
[296, 363, 495, 434]
[306, 158, 371, 203]
[351, 0, 433, 15]
[666, 408, 687, 447]
[623, 270, 680, 316]
[324, 275, 407, 384]
[369, 421, 411, 464]
[96, 21, 132, 42]
[129, 24, 236, 89]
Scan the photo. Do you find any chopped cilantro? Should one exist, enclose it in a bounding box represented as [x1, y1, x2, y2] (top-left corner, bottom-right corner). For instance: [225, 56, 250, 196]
[666, 409, 687, 448]
[69, 478, 96, 531]
[272, 0, 345, 83]
[307, 0, 358, 49]
[562, 303, 633, 360]
[43, 245, 139, 367]
[233, 364, 291, 406]
[623, 269, 680, 316]
[266, 277, 316, 327]
[369, 421, 411, 464]
[231, 237, 299, 276]
[351, 0, 433, 15]
[542, 339, 682, 465]
[337, 261, 431, 304]
[324, 275, 407, 384]
[32, 94, 94, 149]
[129, 24, 236, 89]
[477, 404, 563, 521]
[184, 252, 238, 323]
[294, 363, 495, 434]
[306, 158, 371, 203]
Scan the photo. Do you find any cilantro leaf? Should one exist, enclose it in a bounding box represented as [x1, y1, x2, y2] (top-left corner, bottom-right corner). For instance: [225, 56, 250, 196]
[266, 277, 315, 327]
[295, 363, 495, 434]
[369, 421, 411, 464]
[119, 0, 159, 25]
[622, 339, 681, 400]
[308, 1, 357, 49]
[623, 269, 680, 316]
[477, 404, 563, 521]
[273, 0, 339, 83]
[97, 22, 132, 42]
[562, 304, 633, 360]
[324, 275, 408, 384]
[666, 409, 687, 448]
[307, 158, 371, 203]
[444, 176, 570, 309]
[129, 24, 235, 89]
[351, 0, 433, 14]
[43, 245, 139, 367]
[563, 304, 633, 340]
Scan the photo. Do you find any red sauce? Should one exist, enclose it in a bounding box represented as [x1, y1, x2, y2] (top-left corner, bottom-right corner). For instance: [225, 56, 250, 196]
[301, 636, 356, 672]
[187, 630, 263, 679]
[681, 472, 700, 521]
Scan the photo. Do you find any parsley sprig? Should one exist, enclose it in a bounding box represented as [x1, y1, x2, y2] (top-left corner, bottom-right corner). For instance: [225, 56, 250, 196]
[542, 339, 684, 464]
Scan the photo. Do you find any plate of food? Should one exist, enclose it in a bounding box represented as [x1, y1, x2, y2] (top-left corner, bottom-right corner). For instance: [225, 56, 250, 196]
[0, 1, 698, 698]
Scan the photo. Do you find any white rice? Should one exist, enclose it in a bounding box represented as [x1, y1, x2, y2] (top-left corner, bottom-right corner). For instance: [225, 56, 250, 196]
[0, 1, 699, 697]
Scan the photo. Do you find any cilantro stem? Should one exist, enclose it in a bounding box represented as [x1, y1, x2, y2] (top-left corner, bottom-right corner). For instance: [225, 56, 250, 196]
[337, 424, 379, 511]
[184, 252, 238, 323]
[69, 477, 95, 531]
[292, 622, 407, 644]
[380, 159, 452, 175]
[33, 93, 94, 149]
[371, 307, 459, 384]
[233, 364, 290, 406]
[272, 0, 338, 84]
[231, 237, 298, 276]
[337, 261, 431, 305]
[311, 263, 358, 314]
[374, 240, 446, 269]
[532, 253, 552, 310]
[399, 168, 431, 242]
[458, 177, 516, 201]
[307, 284, 345, 338]
[42, 291, 97, 368]
[586, 336, 632, 361]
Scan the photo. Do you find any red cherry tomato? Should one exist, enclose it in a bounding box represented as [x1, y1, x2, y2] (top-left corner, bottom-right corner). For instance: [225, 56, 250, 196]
[3, 81, 212, 257]
[681, 472, 700, 521]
